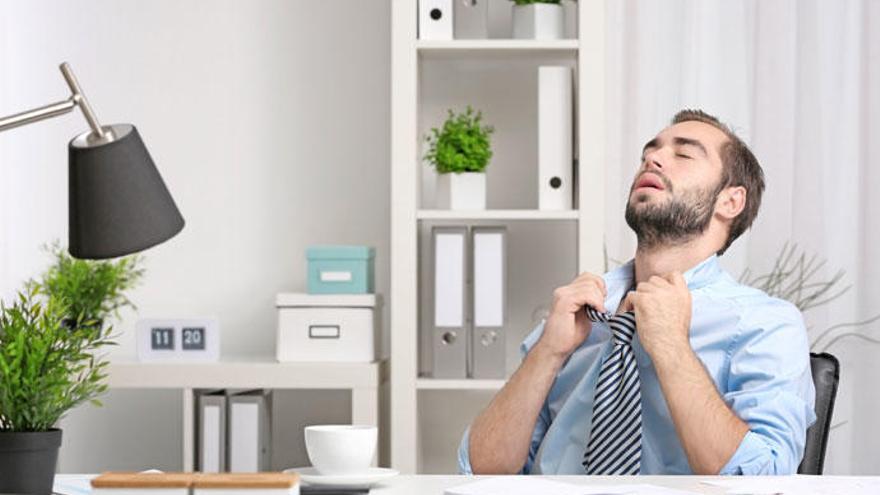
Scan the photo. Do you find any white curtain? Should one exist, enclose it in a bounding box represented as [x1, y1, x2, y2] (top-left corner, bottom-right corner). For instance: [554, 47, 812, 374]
[603, 0, 880, 474]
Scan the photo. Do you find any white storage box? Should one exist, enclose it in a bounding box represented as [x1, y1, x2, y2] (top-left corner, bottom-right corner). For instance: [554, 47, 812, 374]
[276, 293, 380, 363]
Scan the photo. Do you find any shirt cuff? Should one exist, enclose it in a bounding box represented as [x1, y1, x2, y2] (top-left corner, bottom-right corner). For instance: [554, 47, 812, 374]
[719, 430, 778, 475]
[458, 426, 474, 475]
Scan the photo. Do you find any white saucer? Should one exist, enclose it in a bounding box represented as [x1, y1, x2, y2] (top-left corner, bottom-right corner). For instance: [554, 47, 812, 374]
[283, 467, 399, 488]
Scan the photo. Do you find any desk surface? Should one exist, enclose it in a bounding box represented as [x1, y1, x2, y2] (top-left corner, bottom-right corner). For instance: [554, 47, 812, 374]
[373, 475, 724, 493]
[55, 474, 880, 495]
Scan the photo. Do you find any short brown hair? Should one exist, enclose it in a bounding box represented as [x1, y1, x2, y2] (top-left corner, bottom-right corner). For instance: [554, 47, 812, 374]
[672, 109, 765, 255]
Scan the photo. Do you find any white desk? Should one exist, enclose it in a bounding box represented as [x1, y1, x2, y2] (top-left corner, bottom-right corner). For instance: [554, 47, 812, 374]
[371, 475, 724, 493]
[371, 475, 879, 494]
[55, 474, 880, 494]
[107, 359, 388, 471]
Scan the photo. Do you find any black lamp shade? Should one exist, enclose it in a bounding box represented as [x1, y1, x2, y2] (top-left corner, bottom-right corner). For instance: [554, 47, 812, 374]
[68, 124, 184, 259]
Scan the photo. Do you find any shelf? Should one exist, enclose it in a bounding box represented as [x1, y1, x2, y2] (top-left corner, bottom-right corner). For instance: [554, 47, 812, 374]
[417, 209, 579, 221]
[107, 358, 387, 390]
[417, 39, 578, 60]
[416, 378, 506, 390]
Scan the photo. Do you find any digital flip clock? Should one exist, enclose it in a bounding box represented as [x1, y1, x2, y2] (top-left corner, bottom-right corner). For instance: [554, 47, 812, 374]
[136, 318, 220, 362]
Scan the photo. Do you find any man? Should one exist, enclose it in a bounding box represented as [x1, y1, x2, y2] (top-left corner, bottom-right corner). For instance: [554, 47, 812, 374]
[458, 110, 816, 475]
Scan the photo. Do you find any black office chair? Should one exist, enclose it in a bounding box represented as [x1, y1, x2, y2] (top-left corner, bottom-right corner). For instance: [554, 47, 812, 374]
[797, 352, 840, 474]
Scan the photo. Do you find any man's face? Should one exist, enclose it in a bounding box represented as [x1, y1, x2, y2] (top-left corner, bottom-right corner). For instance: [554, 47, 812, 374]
[625, 120, 730, 248]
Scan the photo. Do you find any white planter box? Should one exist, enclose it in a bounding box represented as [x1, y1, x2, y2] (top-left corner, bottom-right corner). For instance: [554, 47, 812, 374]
[436, 172, 486, 210]
[512, 4, 564, 40]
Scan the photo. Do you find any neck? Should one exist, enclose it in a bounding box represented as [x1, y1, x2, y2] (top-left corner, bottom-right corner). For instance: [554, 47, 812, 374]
[633, 237, 717, 284]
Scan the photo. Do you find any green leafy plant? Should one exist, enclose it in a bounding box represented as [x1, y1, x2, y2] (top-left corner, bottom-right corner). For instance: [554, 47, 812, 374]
[424, 106, 495, 174]
[510, 0, 562, 5]
[738, 241, 879, 351]
[31, 242, 144, 329]
[0, 288, 113, 432]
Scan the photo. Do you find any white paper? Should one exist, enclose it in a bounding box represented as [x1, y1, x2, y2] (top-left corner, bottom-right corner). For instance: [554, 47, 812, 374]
[444, 478, 701, 495]
[444, 477, 586, 495]
[580, 485, 700, 495]
[53, 475, 96, 495]
[702, 475, 880, 495]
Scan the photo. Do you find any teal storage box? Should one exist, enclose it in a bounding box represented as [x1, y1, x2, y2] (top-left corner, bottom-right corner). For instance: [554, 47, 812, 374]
[307, 245, 375, 294]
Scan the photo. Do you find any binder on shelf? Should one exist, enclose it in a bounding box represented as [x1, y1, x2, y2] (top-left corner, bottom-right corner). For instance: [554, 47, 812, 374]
[431, 226, 468, 378]
[538, 66, 574, 211]
[227, 390, 272, 473]
[470, 226, 507, 379]
[418, 0, 453, 40]
[196, 390, 226, 473]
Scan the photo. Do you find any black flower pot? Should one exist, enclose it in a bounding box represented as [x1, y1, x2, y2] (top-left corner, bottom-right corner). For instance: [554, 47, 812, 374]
[0, 429, 62, 494]
[61, 318, 104, 333]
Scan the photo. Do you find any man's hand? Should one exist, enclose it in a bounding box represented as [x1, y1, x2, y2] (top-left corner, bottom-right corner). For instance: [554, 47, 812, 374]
[620, 271, 749, 474]
[620, 271, 692, 363]
[535, 272, 607, 360]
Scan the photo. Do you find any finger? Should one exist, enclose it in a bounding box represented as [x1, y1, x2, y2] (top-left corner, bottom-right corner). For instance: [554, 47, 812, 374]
[574, 307, 590, 333]
[570, 278, 607, 300]
[567, 279, 608, 303]
[664, 271, 686, 287]
[648, 274, 671, 287]
[558, 282, 607, 313]
[553, 285, 594, 314]
[572, 272, 607, 296]
[636, 280, 661, 294]
[618, 292, 636, 313]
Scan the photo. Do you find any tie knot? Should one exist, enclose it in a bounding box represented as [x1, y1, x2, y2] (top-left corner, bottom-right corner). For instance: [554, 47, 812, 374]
[586, 307, 636, 346]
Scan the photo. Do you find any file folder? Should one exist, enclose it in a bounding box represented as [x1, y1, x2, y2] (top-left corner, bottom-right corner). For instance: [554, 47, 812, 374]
[227, 390, 272, 472]
[538, 66, 574, 210]
[470, 226, 507, 379]
[431, 226, 468, 378]
[196, 390, 226, 473]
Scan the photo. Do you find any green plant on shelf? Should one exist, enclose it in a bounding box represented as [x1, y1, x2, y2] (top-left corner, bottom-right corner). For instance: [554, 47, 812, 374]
[424, 106, 495, 174]
[30, 241, 144, 332]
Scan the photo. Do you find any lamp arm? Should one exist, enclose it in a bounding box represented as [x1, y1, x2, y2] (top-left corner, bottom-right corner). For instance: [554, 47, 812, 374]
[0, 97, 76, 132]
[0, 62, 108, 141]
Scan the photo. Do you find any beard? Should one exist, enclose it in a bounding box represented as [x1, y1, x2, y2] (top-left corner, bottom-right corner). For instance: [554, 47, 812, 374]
[625, 178, 723, 250]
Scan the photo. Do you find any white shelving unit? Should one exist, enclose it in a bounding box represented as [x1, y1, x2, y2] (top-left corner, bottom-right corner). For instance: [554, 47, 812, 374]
[390, 1, 605, 473]
[415, 378, 505, 391]
[108, 359, 387, 471]
[416, 209, 579, 220]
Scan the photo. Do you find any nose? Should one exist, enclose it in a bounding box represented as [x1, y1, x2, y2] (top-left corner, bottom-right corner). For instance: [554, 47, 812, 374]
[642, 149, 664, 172]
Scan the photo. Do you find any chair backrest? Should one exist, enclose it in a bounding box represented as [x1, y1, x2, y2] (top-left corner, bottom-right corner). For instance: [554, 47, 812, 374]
[797, 352, 840, 474]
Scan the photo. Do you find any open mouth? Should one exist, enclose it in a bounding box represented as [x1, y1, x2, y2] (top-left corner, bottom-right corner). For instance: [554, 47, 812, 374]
[634, 173, 666, 191]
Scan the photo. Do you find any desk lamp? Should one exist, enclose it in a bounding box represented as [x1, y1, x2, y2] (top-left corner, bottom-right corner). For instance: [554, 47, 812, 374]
[0, 62, 184, 258]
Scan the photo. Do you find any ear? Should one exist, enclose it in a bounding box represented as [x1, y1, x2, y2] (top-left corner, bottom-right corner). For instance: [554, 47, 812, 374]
[716, 186, 746, 221]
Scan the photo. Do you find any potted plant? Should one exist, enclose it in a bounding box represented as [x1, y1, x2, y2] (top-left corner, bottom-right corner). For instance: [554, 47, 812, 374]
[0, 288, 114, 494]
[424, 106, 495, 210]
[510, 0, 565, 39]
[0, 244, 143, 493]
[34, 241, 144, 332]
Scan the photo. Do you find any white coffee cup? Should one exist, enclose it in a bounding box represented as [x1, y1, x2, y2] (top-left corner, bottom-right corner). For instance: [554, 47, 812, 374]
[304, 424, 377, 475]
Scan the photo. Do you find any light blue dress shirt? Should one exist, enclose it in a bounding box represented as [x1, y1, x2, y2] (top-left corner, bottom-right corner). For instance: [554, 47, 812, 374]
[458, 254, 816, 475]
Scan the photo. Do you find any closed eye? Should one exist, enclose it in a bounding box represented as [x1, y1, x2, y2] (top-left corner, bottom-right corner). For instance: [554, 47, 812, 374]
[676, 153, 692, 159]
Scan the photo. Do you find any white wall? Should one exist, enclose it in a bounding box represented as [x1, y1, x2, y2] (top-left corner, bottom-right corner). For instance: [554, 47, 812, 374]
[0, 0, 390, 472]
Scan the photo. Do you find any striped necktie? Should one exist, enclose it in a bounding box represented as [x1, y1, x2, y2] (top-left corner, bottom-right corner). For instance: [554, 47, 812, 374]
[582, 306, 642, 474]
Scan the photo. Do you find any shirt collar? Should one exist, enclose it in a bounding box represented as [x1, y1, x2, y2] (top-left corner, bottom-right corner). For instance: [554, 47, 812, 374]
[606, 253, 722, 292]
